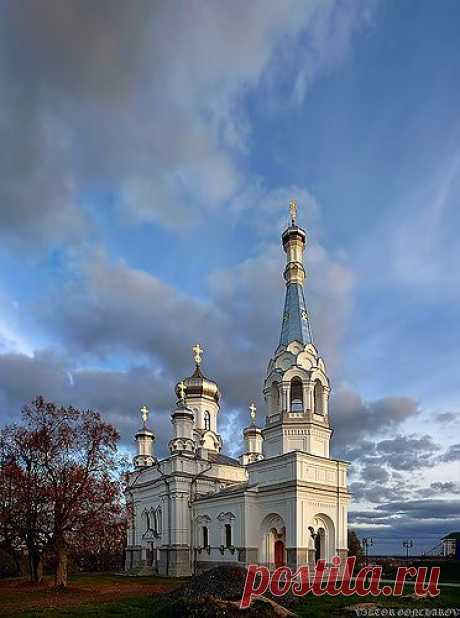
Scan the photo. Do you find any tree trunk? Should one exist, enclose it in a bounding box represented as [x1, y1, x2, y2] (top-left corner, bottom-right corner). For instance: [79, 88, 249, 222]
[12, 549, 21, 577]
[55, 544, 68, 588]
[27, 545, 43, 583]
[35, 554, 43, 582]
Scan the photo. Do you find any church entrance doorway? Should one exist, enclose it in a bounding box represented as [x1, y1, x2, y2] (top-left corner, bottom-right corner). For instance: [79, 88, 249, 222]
[274, 540, 285, 568]
[259, 513, 286, 568]
[309, 515, 334, 564]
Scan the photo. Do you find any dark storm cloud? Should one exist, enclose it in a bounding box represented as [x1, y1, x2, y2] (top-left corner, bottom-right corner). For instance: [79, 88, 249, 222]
[349, 510, 392, 522]
[0, 350, 175, 456]
[420, 482, 460, 498]
[345, 435, 453, 508]
[360, 464, 390, 484]
[349, 517, 460, 555]
[349, 479, 413, 505]
[375, 434, 440, 471]
[330, 389, 421, 457]
[339, 434, 441, 475]
[349, 499, 460, 554]
[0, 351, 70, 413]
[375, 499, 460, 520]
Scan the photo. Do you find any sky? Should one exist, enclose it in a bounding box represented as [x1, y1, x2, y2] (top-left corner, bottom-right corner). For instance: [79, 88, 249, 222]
[0, 0, 459, 555]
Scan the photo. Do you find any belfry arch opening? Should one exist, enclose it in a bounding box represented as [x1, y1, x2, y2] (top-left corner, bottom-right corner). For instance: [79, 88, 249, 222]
[290, 377, 303, 412]
[271, 381, 280, 412]
[313, 380, 323, 415]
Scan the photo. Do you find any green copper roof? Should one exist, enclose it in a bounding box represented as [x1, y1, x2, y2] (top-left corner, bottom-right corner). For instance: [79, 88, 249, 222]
[279, 282, 312, 346]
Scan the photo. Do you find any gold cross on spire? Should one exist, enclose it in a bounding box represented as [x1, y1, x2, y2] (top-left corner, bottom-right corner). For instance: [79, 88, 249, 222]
[289, 200, 297, 225]
[140, 405, 150, 426]
[249, 402, 257, 424]
[178, 380, 186, 402]
[192, 343, 203, 366]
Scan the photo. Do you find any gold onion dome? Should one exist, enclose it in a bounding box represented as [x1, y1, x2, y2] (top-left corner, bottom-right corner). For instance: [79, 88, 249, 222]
[174, 344, 221, 404]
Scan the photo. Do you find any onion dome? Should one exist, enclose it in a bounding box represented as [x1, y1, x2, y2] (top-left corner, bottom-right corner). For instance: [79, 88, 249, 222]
[174, 344, 221, 404]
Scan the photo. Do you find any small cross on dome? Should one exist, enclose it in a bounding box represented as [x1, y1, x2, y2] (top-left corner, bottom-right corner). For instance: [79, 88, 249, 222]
[192, 343, 203, 366]
[178, 380, 186, 402]
[289, 199, 297, 225]
[140, 405, 150, 426]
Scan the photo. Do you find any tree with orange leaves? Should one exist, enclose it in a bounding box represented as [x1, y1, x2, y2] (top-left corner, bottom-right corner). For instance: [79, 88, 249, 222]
[0, 397, 127, 587]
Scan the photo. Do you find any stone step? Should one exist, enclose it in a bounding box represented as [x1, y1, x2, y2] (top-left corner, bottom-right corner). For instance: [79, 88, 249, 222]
[123, 565, 157, 577]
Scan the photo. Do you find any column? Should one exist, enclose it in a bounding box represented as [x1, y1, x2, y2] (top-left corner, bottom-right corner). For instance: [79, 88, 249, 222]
[322, 386, 330, 417]
[281, 382, 289, 413]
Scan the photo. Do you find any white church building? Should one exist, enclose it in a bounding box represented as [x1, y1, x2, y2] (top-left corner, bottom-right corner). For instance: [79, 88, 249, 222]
[125, 203, 350, 576]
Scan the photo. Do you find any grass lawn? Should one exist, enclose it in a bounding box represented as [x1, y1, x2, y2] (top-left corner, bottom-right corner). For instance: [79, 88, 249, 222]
[0, 572, 181, 617]
[293, 586, 460, 618]
[1, 573, 458, 617]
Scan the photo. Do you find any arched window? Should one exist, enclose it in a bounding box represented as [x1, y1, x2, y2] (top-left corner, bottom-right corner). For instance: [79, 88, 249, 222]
[271, 382, 280, 412]
[145, 511, 151, 532]
[290, 377, 304, 412]
[225, 523, 232, 548]
[156, 508, 162, 535]
[204, 411, 211, 431]
[314, 380, 323, 415]
[202, 526, 209, 547]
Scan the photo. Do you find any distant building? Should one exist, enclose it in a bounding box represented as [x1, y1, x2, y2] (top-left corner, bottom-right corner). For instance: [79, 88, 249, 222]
[441, 532, 460, 558]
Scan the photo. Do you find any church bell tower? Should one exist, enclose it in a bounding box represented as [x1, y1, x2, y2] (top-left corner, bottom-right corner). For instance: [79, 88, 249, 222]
[262, 201, 332, 459]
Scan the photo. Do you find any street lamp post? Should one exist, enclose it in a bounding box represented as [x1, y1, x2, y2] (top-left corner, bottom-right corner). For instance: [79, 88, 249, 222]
[362, 537, 374, 566]
[402, 540, 414, 565]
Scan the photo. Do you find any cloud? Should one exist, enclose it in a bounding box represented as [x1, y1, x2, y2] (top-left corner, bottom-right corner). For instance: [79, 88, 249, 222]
[435, 411, 458, 424]
[360, 464, 390, 484]
[0, 350, 174, 456]
[349, 498, 460, 554]
[349, 481, 409, 505]
[440, 443, 460, 463]
[0, 350, 72, 419]
[32, 229, 354, 398]
[2, 226, 355, 457]
[421, 481, 460, 497]
[346, 434, 449, 507]
[331, 389, 421, 457]
[376, 499, 460, 520]
[375, 434, 440, 471]
[0, 1, 373, 251]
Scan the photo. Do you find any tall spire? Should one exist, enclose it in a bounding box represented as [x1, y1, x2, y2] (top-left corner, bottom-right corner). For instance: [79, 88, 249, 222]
[279, 201, 313, 347]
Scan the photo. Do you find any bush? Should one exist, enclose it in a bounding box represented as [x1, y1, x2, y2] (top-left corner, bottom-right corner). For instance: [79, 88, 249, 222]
[0, 548, 20, 578]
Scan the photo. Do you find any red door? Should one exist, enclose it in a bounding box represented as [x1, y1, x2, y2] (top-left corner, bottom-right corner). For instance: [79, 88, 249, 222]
[274, 540, 285, 568]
